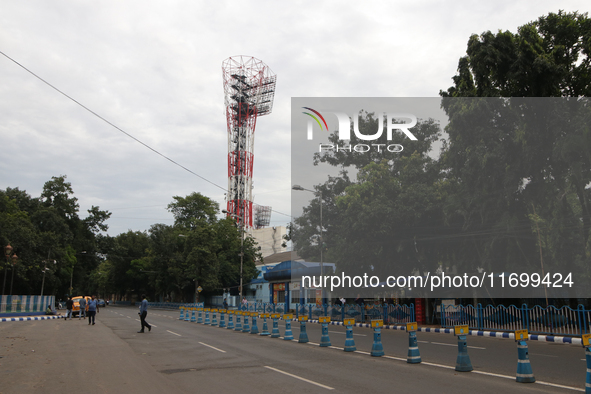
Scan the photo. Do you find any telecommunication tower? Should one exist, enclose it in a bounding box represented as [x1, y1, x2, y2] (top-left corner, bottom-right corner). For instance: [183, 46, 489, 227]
[222, 56, 276, 229]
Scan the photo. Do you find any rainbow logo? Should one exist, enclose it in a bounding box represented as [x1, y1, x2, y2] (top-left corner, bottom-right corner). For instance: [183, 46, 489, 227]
[302, 107, 329, 139]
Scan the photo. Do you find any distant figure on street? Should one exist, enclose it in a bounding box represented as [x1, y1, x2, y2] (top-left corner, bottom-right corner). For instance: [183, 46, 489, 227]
[78, 297, 87, 320]
[223, 298, 228, 309]
[66, 297, 73, 320]
[87, 295, 98, 325]
[138, 294, 152, 333]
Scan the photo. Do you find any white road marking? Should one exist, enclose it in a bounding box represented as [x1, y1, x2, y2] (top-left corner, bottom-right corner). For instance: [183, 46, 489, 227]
[264, 366, 334, 390]
[430, 341, 485, 349]
[328, 331, 367, 336]
[166, 330, 181, 336]
[198, 342, 226, 353]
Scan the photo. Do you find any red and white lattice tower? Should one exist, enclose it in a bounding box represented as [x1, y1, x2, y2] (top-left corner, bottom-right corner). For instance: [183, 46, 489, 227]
[222, 56, 276, 229]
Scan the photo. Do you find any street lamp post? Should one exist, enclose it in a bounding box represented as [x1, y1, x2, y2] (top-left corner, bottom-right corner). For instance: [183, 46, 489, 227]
[40, 251, 56, 297]
[222, 210, 245, 298]
[3, 244, 14, 295]
[9, 250, 18, 297]
[292, 185, 325, 304]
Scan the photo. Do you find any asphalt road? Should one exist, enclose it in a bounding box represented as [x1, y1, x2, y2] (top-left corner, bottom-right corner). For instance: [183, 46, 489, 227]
[0, 306, 586, 393]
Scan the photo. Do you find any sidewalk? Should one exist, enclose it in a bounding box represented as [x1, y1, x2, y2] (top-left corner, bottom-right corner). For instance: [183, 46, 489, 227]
[0, 314, 177, 394]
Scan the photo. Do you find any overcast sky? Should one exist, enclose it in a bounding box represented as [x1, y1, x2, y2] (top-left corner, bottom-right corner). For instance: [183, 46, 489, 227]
[2, 1, 589, 237]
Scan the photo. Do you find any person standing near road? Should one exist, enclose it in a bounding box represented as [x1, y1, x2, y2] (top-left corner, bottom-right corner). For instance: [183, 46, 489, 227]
[78, 297, 87, 320]
[66, 297, 73, 320]
[87, 295, 98, 325]
[138, 294, 152, 333]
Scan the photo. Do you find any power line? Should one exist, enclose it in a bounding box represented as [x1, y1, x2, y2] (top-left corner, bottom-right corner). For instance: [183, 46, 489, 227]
[0, 50, 227, 192]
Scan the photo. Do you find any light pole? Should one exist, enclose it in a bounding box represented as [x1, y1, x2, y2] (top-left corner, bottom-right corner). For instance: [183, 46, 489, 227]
[3, 244, 14, 295]
[40, 254, 56, 297]
[222, 209, 244, 298]
[5, 245, 19, 297]
[292, 185, 325, 304]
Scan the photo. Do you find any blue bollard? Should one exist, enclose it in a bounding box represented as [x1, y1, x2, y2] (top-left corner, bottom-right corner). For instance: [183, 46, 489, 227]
[235, 311, 242, 331]
[190, 308, 196, 322]
[219, 310, 226, 328]
[585, 347, 591, 394]
[344, 318, 356, 352]
[271, 313, 280, 338]
[184, 307, 190, 321]
[298, 316, 309, 343]
[204, 308, 211, 325]
[260, 313, 270, 336]
[242, 313, 250, 333]
[370, 320, 384, 357]
[250, 312, 259, 334]
[454, 325, 473, 372]
[319, 316, 331, 347]
[179, 307, 184, 320]
[227, 311, 234, 330]
[407, 322, 421, 363]
[197, 308, 204, 324]
[283, 314, 294, 340]
[211, 309, 218, 327]
[516, 340, 535, 383]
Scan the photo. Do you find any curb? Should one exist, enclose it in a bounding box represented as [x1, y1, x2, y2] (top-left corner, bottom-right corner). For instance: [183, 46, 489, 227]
[1, 315, 65, 322]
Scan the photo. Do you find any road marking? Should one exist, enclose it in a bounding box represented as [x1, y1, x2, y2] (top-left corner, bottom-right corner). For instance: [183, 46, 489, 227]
[384, 355, 406, 362]
[133, 319, 157, 328]
[198, 342, 226, 353]
[166, 330, 181, 336]
[264, 366, 334, 390]
[530, 353, 558, 358]
[328, 331, 367, 337]
[430, 341, 485, 349]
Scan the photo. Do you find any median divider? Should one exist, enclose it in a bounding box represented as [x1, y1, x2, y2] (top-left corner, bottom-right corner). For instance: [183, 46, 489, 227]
[298, 315, 309, 343]
[515, 329, 534, 383]
[204, 308, 210, 325]
[179, 307, 184, 320]
[226, 310, 234, 330]
[371, 319, 384, 357]
[219, 309, 226, 328]
[319, 316, 331, 347]
[454, 325, 473, 372]
[406, 322, 421, 363]
[283, 313, 294, 340]
[260, 313, 270, 336]
[270, 313, 280, 338]
[582, 333, 591, 393]
[242, 311, 250, 333]
[211, 308, 218, 326]
[250, 312, 259, 334]
[344, 318, 356, 352]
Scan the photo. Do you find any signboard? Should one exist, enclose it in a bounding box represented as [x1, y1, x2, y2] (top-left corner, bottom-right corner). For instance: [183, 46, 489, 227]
[319, 316, 331, 323]
[219, 309, 226, 314]
[298, 315, 308, 322]
[227, 310, 234, 315]
[371, 319, 383, 328]
[343, 318, 355, 326]
[197, 308, 203, 312]
[406, 322, 418, 332]
[454, 325, 469, 336]
[582, 334, 591, 348]
[270, 313, 281, 319]
[210, 308, 218, 313]
[204, 308, 210, 312]
[515, 329, 529, 341]
[261, 313, 269, 319]
[283, 314, 293, 321]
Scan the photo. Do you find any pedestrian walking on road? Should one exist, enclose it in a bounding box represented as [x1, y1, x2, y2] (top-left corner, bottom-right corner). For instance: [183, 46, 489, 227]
[78, 296, 87, 320]
[87, 295, 98, 325]
[66, 297, 73, 320]
[138, 294, 152, 333]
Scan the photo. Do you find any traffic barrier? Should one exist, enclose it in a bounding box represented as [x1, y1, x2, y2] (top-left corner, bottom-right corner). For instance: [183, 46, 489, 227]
[179, 307, 184, 320]
[190, 308, 196, 323]
[406, 322, 421, 364]
[197, 308, 204, 324]
[211, 309, 218, 327]
[344, 318, 356, 352]
[270, 313, 280, 338]
[184, 307, 190, 321]
[454, 325, 473, 372]
[227, 310, 234, 330]
[319, 316, 331, 347]
[250, 312, 259, 334]
[204, 308, 211, 325]
[242, 312, 250, 333]
[582, 333, 591, 393]
[234, 311, 242, 331]
[298, 315, 309, 343]
[260, 313, 270, 336]
[515, 337, 535, 383]
[283, 314, 294, 340]
[371, 320, 384, 357]
[219, 309, 226, 328]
